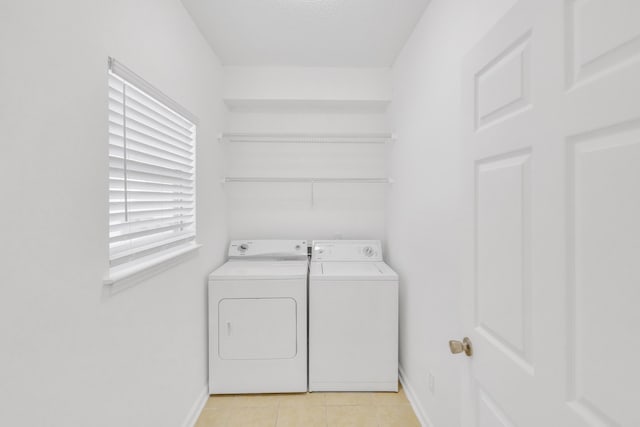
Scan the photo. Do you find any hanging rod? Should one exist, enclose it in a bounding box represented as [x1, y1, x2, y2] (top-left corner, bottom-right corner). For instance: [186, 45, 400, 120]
[222, 177, 393, 184]
[219, 132, 395, 144]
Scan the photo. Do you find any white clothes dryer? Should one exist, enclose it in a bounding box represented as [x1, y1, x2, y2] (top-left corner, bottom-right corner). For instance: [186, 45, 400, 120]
[208, 240, 308, 394]
[309, 240, 399, 392]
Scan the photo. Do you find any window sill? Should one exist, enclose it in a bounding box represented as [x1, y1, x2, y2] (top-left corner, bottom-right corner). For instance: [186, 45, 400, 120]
[103, 243, 202, 286]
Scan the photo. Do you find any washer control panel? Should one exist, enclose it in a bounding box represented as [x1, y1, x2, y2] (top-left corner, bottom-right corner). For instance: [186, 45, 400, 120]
[228, 240, 308, 259]
[312, 240, 383, 261]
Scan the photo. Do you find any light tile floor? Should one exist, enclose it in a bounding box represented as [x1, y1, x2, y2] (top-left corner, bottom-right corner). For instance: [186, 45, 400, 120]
[195, 384, 420, 427]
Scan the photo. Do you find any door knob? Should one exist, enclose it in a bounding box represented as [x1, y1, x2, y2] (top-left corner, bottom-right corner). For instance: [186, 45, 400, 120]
[449, 337, 473, 357]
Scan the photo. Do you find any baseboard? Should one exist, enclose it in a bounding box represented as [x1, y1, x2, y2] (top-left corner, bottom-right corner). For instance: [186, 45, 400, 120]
[181, 384, 209, 427]
[399, 366, 435, 427]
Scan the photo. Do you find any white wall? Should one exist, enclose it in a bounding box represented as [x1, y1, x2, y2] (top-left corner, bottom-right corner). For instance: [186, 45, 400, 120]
[224, 67, 391, 241]
[0, 1, 227, 426]
[224, 66, 392, 102]
[387, 0, 516, 425]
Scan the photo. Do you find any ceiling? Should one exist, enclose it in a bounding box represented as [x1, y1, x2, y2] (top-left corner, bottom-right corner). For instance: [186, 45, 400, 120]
[181, 0, 431, 67]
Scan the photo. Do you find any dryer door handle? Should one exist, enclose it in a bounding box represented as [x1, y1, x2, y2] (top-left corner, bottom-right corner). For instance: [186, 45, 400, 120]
[226, 321, 232, 336]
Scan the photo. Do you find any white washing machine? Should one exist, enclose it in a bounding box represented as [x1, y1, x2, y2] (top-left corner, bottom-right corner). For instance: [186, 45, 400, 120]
[309, 240, 399, 392]
[208, 240, 308, 394]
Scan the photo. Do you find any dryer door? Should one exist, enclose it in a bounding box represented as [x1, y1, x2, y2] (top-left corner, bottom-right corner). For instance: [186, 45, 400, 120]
[218, 298, 297, 360]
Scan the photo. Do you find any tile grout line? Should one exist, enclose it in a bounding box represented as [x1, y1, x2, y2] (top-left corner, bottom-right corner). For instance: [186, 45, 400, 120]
[273, 399, 279, 427]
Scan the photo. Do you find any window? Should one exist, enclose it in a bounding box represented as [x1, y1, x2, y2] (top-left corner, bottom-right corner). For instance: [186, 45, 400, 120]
[106, 58, 198, 283]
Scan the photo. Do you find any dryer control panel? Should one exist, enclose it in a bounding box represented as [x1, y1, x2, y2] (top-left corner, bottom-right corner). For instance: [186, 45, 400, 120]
[228, 240, 308, 259]
[312, 240, 383, 262]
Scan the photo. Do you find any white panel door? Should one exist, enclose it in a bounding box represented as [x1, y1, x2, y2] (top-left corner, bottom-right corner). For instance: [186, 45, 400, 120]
[460, 1, 640, 426]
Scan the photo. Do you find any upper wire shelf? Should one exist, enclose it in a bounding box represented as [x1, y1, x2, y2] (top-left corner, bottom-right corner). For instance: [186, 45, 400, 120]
[219, 132, 395, 144]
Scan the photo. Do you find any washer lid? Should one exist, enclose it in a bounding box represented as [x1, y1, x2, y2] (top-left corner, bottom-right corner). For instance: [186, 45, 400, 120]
[209, 260, 309, 280]
[310, 261, 398, 281]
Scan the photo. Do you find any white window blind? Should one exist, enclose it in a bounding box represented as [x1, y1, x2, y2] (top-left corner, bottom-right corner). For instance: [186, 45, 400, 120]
[108, 58, 197, 273]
